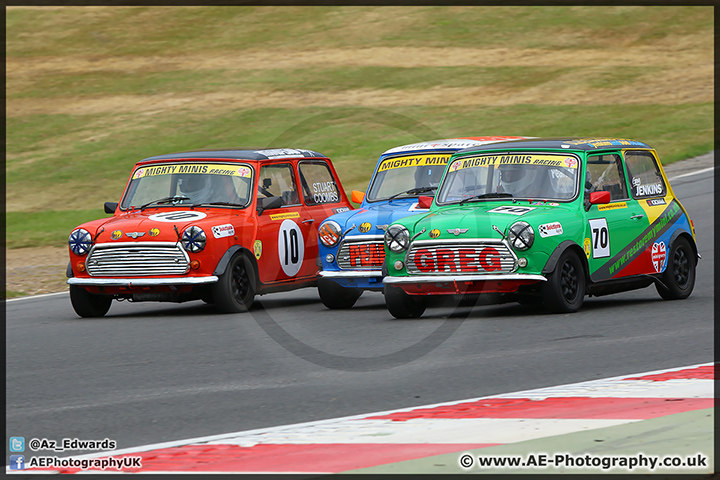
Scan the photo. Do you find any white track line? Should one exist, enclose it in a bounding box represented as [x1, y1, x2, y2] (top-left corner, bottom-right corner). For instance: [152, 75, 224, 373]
[668, 166, 715, 181]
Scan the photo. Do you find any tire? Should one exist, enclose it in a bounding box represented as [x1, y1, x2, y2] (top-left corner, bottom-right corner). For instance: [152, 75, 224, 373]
[656, 236, 696, 300]
[69, 285, 112, 318]
[384, 284, 426, 319]
[212, 253, 255, 313]
[318, 277, 362, 309]
[542, 249, 585, 313]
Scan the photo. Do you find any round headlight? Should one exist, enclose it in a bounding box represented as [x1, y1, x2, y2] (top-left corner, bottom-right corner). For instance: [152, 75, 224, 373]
[508, 221, 534, 251]
[385, 224, 410, 253]
[319, 221, 342, 247]
[182, 226, 206, 253]
[68, 228, 93, 256]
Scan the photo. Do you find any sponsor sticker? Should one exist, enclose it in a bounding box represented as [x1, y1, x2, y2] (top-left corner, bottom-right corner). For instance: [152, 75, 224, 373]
[148, 211, 207, 222]
[646, 198, 667, 206]
[429, 229, 441, 238]
[651, 241, 667, 272]
[564, 157, 578, 168]
[538, 222, 563, 238]
[632, 177, 641, 187]
[149, 227, 160, 237]
[253, 240, 262, 260]
[257, 148, 304, 158]
[449, 154, 579, 172]
[531, 201, 560, 206]
[332, 207, 350, 214]
[377, 154, 451, 172]
[111, 230, 123, 240]
[598, 202, 628, 211]
[211, 224, 235, 239]
[358, 222, 372, 233]
[583, 237, 592, 259]
[132, 164, 253, 179]
[487, 205, 537, 216]
[270, 211, 301, 221]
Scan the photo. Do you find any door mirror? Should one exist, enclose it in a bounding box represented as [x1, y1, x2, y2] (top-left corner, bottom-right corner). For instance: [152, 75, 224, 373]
[418, 196, 433, 209]
[104, 202, 118, 214]
[257, 196, 283, 215]
[351, 190, 365, 204]
[589, 191, 611, 205]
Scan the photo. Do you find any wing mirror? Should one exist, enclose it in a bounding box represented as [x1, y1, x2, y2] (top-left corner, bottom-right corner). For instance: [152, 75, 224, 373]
[351, 190, 365, 204]
[257, 196, 283, 215]
[589, 191, 611, 205]
[418, 195, 433, 209]
[104, 202, 118, 214]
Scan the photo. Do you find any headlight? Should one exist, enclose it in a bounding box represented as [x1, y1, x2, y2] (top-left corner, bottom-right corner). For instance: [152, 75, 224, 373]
[68, 228, 92, 256]
[182, 226, 206, 253]
[508, 221, 534, 251]
[319, 221, 342, 247]
[385, 224, 410, 253]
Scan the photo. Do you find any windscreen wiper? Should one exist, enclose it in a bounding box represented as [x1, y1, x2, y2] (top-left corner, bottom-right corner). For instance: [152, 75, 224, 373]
[458, 192, 513, 205]
[386, 186, 436, 202]
[138, 195, 190, 211]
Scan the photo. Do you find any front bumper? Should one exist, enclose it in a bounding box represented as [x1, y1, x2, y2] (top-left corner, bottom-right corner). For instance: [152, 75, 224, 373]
[383, 273, 546, 295]
[318, 270, 382, 278]
[67, 276, 219, 287]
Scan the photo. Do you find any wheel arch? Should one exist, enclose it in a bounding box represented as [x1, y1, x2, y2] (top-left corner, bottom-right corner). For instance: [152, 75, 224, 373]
[541, 240, 590, 283]
[669, 228, 699, 266]
[214, 246, 259, 292]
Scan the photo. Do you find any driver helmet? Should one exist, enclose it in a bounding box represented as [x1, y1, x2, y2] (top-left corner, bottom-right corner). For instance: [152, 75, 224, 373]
[180, 175, 213, 200]
[498, 164, 538, 195]
[414, 165, 444, 188]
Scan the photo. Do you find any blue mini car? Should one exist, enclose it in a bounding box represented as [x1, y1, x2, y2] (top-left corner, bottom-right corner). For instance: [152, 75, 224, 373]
[316, 136, 526, 308]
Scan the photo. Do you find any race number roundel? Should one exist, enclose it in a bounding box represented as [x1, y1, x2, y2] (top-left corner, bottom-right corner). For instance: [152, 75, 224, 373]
[148, 211, 207, 222]
[278, 219, 305, 277]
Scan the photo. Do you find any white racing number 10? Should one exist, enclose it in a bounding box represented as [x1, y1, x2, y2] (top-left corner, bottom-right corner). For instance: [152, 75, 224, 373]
[278, 219, 305, 276]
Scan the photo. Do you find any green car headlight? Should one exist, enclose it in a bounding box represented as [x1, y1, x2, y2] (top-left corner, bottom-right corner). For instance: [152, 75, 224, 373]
[385, 224, 410, 253]
[182, 226, 206, 253]
[508, 221, 534, 251]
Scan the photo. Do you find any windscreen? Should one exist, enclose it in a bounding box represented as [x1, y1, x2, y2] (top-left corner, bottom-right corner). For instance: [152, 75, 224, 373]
[436, 153, 580, 204]
[120, 163, 254, 209]
[366, 153, 452, 202]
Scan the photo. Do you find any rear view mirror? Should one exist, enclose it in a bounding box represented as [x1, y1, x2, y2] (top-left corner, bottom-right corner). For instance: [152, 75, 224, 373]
[351, 190, 365, 204]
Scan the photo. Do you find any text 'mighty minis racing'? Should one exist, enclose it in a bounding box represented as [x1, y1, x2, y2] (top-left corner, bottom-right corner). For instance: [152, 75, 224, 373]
[382, 138, 699, 318]
[316, 137, 526, 309]
[67, 148, 352, 317]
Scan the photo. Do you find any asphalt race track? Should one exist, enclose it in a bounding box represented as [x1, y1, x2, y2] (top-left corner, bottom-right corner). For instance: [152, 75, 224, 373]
[5, 168, 714, 460]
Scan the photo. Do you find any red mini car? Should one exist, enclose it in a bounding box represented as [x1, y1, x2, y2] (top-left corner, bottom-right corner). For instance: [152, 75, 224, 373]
[67, 148, 352, 317]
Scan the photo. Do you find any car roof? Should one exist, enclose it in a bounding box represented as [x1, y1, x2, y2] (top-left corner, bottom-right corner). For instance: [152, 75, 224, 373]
[138, 148, 327, 163]
[452, 137, 652, 154]
[380, 136, 528, 155]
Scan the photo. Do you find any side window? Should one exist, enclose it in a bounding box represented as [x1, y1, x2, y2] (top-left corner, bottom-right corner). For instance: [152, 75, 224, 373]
[624, 151, 666, 198]
[585, 154, 628, 201]
[257, 164, 300, 207]
[298, 161, 341, 205]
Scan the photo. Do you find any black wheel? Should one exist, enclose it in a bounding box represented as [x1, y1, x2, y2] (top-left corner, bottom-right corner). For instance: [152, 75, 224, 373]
[69, 285, 112, 318]
[384, 284, 426, 319]
[542, 249, 585, 313]
[318, 277, 362, 309]
[656, 236, 696, 300]
[212, 254, 255, 313]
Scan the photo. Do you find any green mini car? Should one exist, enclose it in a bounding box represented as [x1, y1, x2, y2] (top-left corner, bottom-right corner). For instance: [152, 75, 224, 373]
[382, 137, 699, 318]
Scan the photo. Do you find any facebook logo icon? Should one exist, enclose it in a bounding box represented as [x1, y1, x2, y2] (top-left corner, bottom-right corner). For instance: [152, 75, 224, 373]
[10, 455, 25, 470]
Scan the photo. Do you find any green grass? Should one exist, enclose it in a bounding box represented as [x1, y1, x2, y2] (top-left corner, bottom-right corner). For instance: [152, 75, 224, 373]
[6, 6, 713, 250]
